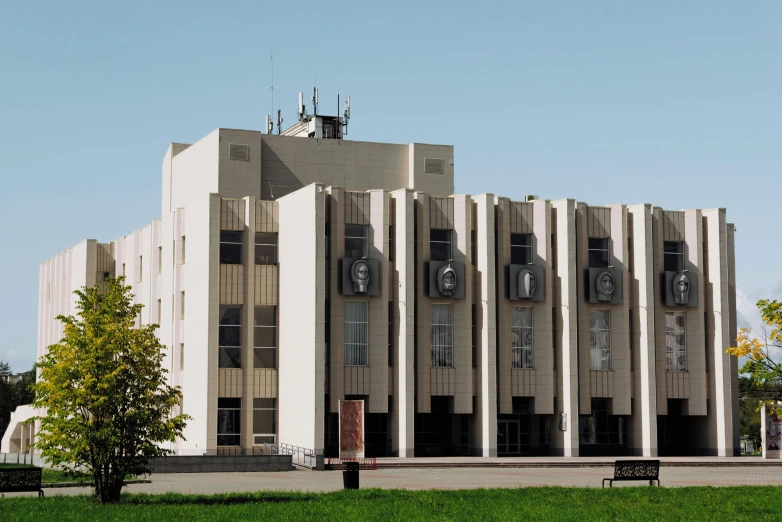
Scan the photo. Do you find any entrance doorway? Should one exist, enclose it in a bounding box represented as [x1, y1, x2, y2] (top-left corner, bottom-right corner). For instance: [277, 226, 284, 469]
[498, 420, 521, 455]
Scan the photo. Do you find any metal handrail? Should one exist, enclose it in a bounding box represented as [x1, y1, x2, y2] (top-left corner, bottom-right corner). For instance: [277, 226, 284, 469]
[260, 443, 319, 469]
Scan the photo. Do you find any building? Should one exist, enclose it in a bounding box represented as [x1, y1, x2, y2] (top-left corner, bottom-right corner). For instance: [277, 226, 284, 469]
[2, 104, 740, 458]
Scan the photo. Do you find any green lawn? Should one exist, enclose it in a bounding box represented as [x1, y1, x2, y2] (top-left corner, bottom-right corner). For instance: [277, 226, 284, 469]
[1, 487, 781, 521]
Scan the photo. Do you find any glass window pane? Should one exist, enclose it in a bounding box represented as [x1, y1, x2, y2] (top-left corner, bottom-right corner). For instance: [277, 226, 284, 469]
[219, 325, 241, 347]
[253, 398, 275, 409]
[218, 398, 241, 409]
[255, 244, 277, 265]
[254, 347, 276, 368]
[253, 410, 276, 434]
[511, 233, 531, 247]
[345, 301, 368, 366]
[254, 328, 276, 348]
[588, 238, 608, 251]
[219, 347, 242, 368]
[220, 305, 242, 325]
[255, 232, 277, 245]
[254, 306, 276, 327]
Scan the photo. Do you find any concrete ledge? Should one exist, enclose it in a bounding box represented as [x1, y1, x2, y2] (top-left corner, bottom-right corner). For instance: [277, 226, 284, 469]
[147, 455, 293, 473]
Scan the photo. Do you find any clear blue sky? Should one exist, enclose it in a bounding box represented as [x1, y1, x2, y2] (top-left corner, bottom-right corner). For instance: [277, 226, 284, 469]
[1, 2, 780, 371]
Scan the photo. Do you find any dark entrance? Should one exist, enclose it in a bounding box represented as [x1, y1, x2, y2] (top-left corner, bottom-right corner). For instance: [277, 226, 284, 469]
[657, 399, 707, 456]
[497, 397, 552, 456]
[414, 396, 471, 456]
[579, 398, 629, 457]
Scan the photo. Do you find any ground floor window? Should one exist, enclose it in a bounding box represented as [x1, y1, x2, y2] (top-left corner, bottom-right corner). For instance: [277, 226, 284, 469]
[578, 399, 626, 445]
[253, 398, 276, 445]
[217, 398, 241, 446]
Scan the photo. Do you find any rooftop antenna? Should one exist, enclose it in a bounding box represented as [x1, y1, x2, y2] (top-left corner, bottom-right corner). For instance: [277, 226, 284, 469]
[343, 96, 351, 136]
[297, 92, 307, 121]
[276, 108, 283, 135]
[265, 114, 273, 134]
[268, 53, 274, 134]
[312, 86, 318, 116]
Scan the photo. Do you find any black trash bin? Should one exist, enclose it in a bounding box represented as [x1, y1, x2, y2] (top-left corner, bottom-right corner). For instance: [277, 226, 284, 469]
[342, 461, 360, 490]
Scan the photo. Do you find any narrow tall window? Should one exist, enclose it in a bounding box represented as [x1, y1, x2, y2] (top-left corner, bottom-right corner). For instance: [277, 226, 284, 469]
[253, 398, 276, 445]
[122, 263, 126, 277]
[181, 291, 185, 319]
[388, 301, 394, 366]
[220, 231, 243, 264]
[590, 310, 611, 370]
[389, 226, 395, 262]
[218, 305, 242, 368]
[139, 256, 143, 282]
[255, 232, 277, 265]
[512, 307, 534, 369]
[345, 301, 368, 366]
[157, 299, 161, 325]
[666, 311, 687, 371]
[588, 238, 610, 268]
[511, 233, 533, 265]
[471, 230, 476, 265]
[345, 224, 369, 258]
[664, 241, 684, 272]
[181, 236, 186, 264]
[217, 398, 241, 446]
[431, 304, 453, 367]
[430, 229, 452, 261]
[180, 343, 184, 372]
[158, 247, 162, 273]
[254, 306, 277, 368]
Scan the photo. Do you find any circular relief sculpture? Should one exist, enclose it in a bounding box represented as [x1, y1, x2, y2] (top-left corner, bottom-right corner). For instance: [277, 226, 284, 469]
[437, 264, 457, 296]
[518, 269, 537, 299]
[596, 271, 615, 302]
[672, 272, 690, 305]
[351, 259, 370, 293]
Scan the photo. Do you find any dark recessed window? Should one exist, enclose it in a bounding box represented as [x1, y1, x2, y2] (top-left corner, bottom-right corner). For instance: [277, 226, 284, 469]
[511, 233, 532, 265]
[345, 224, 368, 259]
[255, 232, 277, 265]
[219, 305, 242, 368]
[664, 241, 684, 272]
[588, 238, 610, 268]
[430, 229, 452, 262]
[254, 306, 276, 368]
[253, 398, 276, 445]
[220, 231, 243, 264]
[217, 398, 241, 446]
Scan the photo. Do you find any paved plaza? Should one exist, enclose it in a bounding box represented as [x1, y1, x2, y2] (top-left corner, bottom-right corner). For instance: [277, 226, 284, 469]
[3, 462, 781, 498]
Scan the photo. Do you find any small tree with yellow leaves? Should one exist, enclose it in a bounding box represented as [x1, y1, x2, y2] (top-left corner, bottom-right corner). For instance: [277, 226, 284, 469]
[33, 277, 189, 504]
[727, 299, 782, 409]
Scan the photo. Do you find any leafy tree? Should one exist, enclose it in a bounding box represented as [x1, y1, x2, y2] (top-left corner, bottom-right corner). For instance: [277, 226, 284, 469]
[33, 277, 189, 504]
[0, 362, 35, 441]
[728, 299, 782, 411]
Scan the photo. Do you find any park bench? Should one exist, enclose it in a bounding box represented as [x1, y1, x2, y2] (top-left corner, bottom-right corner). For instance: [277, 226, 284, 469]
[602, 460, 660, 488]
[0, 467, 44, 497]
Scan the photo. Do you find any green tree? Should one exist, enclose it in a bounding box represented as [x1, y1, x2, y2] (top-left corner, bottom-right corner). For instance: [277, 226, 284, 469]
[0, 362, 35, 441]
[33, 277, 189, 504]
[727, 299, 782, 408]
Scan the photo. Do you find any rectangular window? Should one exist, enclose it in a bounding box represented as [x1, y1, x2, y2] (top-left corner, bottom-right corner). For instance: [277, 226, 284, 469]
[471, 230, 476, 265]
[181, 292, 185, 319]
[430, 229, 452, 262]
[471, 304, 476, 368]
[122, 263, 126, 277]
[389, 226, 395, 262]
[664, 241, 684, 272]
[666, 311, 687, 371]
[551, 234, 557, 270]
[157, 299, 161, 325]
[253, 398, 276, 445]
[255, 232, 277, 265]
[217, 398, 241, 446]
[219, 305, 242, 368]
[511, 233, 533, 265]
[345, 224, 368, 259]
[431, 304, 453, 367]
[388, 301, 393, 366]
[220, 231, 243, 264]
[181, 236, 186, 264]
[158, 247, 162, 274]
[589, 310, 611, 370]
[180, 343, 184, 372]
[139, 256, 143, 282]
[254, 306, 277, 368]
[512, 307, 534, 369]
[588, 238, 610, 268]
[345, 301, 368, 366]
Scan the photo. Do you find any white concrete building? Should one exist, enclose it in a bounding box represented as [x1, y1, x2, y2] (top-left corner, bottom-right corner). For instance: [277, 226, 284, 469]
[2, 109, 740, 458]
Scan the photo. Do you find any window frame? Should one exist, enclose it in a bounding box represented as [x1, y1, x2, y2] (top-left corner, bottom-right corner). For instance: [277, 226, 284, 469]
[253, 306, 277, 369]
[252, 398, 277, 446]
[219, 230, 244, 265]
[430, 229, 453, 262]
[511, 307, 534, 369]
[218, 304, 242, 369]
[665, 311, 687, 372]
[510, 233, 533, 265]
[217, 397, 241, 447]
[588, 237, 610, 268]
[664, 241, 685, 272]
[344, 224, 369, 259]
[345, 301, 369, 367]
[255, 232, 278, 265]
[589, 309, 611, 371]
[431, 303, 454, 368]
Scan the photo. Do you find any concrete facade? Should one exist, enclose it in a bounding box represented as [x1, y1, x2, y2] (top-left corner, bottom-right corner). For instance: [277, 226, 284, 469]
[3, 125, 740, 458]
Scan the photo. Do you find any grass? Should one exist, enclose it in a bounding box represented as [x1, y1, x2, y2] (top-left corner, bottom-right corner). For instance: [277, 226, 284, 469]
[1, 486, 781, 521]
